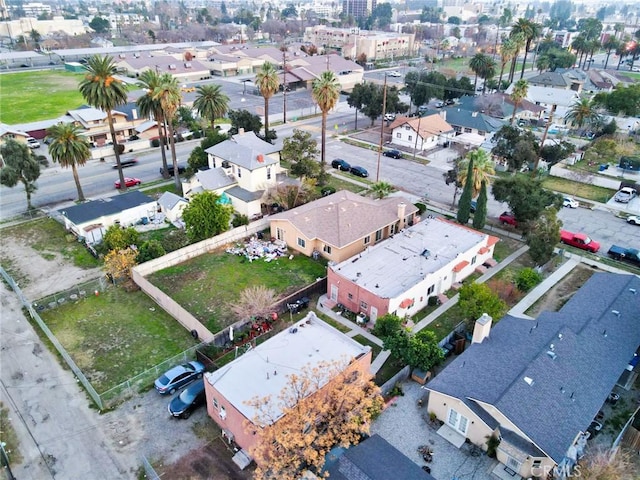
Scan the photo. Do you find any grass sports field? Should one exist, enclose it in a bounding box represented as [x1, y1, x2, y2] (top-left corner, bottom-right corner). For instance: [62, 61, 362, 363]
[0, 70, 85, 124]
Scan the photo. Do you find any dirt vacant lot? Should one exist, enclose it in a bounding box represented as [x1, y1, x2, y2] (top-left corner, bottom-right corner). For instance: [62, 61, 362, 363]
[525, 264, 596, 317]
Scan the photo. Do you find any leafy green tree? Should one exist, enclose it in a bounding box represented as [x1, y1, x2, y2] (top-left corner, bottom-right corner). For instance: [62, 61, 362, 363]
[372, 313, 403, 339]
[46, 123, 90, 202]
[103, 225, 140, 251]
[515, 267, 542, 292]
[183, 191, 233, 242]
[536, 47, 576, 71]
[0, 139, 41, 210]
[472, 180, 488, 229]
[457, 157, 474, 224]
[491, 125, 539, 172]
[137, 70, 169, 176]
[312, 71, 340, 178]
[540, 140, 576, 166]
[137, 240, 166, 263]
[187, 130, 229, 173]
[281, 129, 320, 178]
[89, 16, 110, 33]
[407, 330, 444, 372]
[458, 283, 507, 330]
[524, 208, 562, 265]
[492, 176, 563, 226]
[193, 84, 230, 132]
[255, 61, 279, 142]
[79, 55, 129, 190]
[369, 181, 394, 199]
[592, 84, 640, 117]
[228, 109, 266, 136]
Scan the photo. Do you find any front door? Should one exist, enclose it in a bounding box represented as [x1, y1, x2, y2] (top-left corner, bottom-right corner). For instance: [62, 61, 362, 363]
[370, 306, 378, 322]
[330, 284, 338, 302]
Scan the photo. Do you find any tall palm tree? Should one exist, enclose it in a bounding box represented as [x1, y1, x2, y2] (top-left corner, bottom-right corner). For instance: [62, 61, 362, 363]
[479, 57, 497, 94]
[571, 35, 588, 68]
[457, 149, 495, 198]
[79, 55, 128, 190]
[136, 70, 169, 178]
[47, 123, 91, 202]
[255, 62, 279, 142]
[509, 79, 529, 125]
[497, 37, 516, 91]
[152, 73, 182, 191]
[507, 32, 525, 83]
[193, 84, 230, 132]
[311, 70, 340, 174]
[469, 53, 490, 91]
[511, 18, 542, 79]
[602, 36, 620, 69]
[564, 98, 601, 132]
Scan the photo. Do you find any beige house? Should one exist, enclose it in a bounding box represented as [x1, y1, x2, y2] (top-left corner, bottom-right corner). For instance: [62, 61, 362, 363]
[388, 114, 454, 151]
[426, 273, 640, 479]
[183, 131, 284, 218]
[269, 191, 419, 263]
[58, 106, 147, 147]
[0, 124, 33, 147]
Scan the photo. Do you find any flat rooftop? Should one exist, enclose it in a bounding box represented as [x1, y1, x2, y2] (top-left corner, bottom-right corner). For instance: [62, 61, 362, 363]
[205, 312, 370, 424]
[331, 218, 488, 299]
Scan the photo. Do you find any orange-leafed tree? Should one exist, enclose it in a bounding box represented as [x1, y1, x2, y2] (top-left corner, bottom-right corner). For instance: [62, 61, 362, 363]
[104, 248, 138, 282]
[245, 358, 383, 480]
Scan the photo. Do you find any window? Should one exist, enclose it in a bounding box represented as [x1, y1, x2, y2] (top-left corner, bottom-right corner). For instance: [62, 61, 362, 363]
[323, 244, 332, 254]
[390, 223, 397, 235]
[375, 229, 382, 241]
[267, 167, 271, 180]
[360, 301, 368, 310]
[471, 255, 477, 265]
[219, 406, 227, 419]
[427, 284, 435, 295]
[213, 398, 219, 408]
[396, 132, 401, 138]
[276, 228, 284, 241]
[506, 456, 521, 472]
[464, 128, 472, 133]
[348, 293, 353, 300]
[364, 235, 371, 245]
[237, 167, 242, 178]
[446, 408, 469, 435]
[297, 237, 306, 248]
[408, 135, 413, 141]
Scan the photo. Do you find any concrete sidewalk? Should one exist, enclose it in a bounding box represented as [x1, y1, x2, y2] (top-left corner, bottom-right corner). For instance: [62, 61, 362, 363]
[411, 245, 530, 332]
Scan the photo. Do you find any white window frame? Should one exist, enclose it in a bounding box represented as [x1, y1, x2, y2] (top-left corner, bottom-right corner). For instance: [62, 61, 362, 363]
[297, 237, 306, 248]
[446, 408, 469, 435]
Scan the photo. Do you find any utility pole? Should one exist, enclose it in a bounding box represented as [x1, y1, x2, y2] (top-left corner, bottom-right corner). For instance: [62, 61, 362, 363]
[376, 74, 388, 182]
[534, 103, 556, 174]
[412, 114, 423, 162]
[282, 49, 287, 123]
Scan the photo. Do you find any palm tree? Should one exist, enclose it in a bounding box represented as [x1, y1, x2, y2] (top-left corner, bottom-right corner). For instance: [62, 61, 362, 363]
[79, 55, 129, 190]
[602, 36, 620, 69]
[469, 53, 489, 91]
[312, 70, 340, 176]
[497, 37, 516, 91]
[46, 123, 91, 202]
[136, 70, 169, 178]
[509, 79, 529, 125]
[370, 181, 394, 199]
[571, 35, 588, 68]
[511, 18, 542, 79]
[564, 98, 601, 132]
[457, 149, 495, 198]
[507, 32, 525, 83]
[152, 73, 182, 191]
[255, 62, 279, 141]
[479, 57, 497, 94]
[193, 84, 230, 132]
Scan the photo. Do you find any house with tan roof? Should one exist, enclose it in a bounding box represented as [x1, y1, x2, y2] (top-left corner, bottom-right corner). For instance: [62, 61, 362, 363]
[388, 113, 455, 151]
[327, 218, 498, 322]
[114, 55, 212, 83]
[269, 190, 419, 263]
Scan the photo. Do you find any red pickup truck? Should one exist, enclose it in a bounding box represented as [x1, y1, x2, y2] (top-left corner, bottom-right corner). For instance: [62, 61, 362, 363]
[560, 230, 600, 253]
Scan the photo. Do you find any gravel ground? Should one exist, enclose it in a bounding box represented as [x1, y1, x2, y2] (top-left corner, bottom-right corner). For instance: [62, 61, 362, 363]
[370, 380, 498, 480]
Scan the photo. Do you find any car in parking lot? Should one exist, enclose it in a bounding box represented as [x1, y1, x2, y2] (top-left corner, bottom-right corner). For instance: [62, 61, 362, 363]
[499, 212, 518, 227]
[154, 361, 205, 395]
[160, 163, 187, 176]
[614, 187, 637, 203]
[563, 196, 579, 208]
[331, 158, 351, 171]
[114, 177, 142, 189]
[350, 166, 369, 178]
[382, 149, 402, 159]
[168, 379, 206, 418]
[114, 157, 138, 169]
[26, 137, 40, 149]
[627, 215, 640, 226]
[387, 70, 402, 78]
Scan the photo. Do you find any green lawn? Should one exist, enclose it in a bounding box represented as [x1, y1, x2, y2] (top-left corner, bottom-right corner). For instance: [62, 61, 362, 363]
[0, 403, 23, 466]
[0, 218, 100, 269]
[352, 334, 382, 358]
[0, 71, 86, 124]
[39, 286, 198, 393]
[541, 176, 615, 203]
[149, 251, 327, 332]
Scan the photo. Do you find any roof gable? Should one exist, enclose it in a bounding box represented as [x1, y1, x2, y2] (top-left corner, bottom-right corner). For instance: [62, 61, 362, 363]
[389, 113, 454, 138]
[60, 191, 155, 225]
[205, 132, 281, 170]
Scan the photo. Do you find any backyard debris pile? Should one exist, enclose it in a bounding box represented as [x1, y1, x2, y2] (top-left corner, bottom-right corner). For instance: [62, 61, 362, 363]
[226, 236, 288, 262]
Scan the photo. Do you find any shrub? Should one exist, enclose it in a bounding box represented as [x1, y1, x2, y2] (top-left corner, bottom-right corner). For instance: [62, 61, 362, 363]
[151, 138, 160, 148]
[415, 202, 427, 214]
[232, 214, 249, 228]
[321, 186, 336, 196]
[160, 229, 190, 252]
[103, 225, 140, 251]
[137, 240, 166, 263]
[515, 267, 543, 292]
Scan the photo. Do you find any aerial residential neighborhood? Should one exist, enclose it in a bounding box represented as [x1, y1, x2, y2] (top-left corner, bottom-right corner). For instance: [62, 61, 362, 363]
[1, 0, 640, 479]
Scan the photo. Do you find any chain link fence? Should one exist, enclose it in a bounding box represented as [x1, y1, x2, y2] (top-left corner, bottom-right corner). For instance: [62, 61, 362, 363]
[140, 455, 160, 480]
[33, 277, 107, 312]
[0, 266, 105, 410]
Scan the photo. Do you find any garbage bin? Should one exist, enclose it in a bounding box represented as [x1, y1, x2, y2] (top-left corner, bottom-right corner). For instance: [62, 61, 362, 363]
[598, 164, 607, 172]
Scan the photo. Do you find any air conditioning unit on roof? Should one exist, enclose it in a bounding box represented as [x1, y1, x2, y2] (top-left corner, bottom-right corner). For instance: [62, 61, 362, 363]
[184, 62, 192, 68]
[168, 64, 176, 70]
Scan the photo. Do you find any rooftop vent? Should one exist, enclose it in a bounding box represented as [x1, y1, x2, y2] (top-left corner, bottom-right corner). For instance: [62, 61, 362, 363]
[524, 376, 534, 386]
[184, 62, 192, 68]
[288, 327, 298, 334]
[630, 288, 637, 294]
[611, 310, 620, 318]
[546, 351, 557, 360]
[421, 249, 430, 258]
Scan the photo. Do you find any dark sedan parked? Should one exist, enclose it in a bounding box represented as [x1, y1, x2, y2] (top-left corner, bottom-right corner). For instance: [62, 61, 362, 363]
[168, 379, 206, 418]
[154, 361, 205, 395]
[160, 163, 187, 176]
[331, 158, 351, 171]
[383, 149, 402, 159]
[350, 166, 369, 178]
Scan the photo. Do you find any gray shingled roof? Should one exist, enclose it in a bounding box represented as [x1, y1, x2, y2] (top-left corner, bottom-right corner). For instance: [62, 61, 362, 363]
[225, 185, 264, 202]
[59, 191, 155, 224]
[194, 168, 235, 190]
[325, 434, 435, 480]
[205, 132, 281, 171]
[270, 190, 418, 249]
[442, 108, 504, 132]
[528, 72, 570, 88]
[427, 273, 640, 463]
[158, 191, 187, 211]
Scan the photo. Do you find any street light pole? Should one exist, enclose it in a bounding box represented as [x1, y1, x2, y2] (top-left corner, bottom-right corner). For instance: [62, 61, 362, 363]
[376, 74, 388, 182]
[282, 50, 287, 123]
